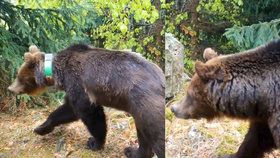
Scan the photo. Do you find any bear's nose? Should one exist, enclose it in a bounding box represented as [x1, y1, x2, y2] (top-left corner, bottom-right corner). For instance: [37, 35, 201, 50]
[7, 86, 13, 92]
[170, 105, 176, 114]
[7, 86, 18, 94]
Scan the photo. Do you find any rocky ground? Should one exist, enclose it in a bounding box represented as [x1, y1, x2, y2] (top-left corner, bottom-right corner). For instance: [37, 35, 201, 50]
[166, 108, 280, 158]
[165, 82, 280, 158]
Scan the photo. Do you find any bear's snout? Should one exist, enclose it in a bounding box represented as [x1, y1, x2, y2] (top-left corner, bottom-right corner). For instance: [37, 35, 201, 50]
[8, 78, 23, 95]
[8, 85, 18, 94]
[171, 103, 188, 119]
[8, 85, 19, 94]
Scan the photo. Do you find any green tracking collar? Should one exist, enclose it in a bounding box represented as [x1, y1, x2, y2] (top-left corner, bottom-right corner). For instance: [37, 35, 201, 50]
[44, 54, 53, 77]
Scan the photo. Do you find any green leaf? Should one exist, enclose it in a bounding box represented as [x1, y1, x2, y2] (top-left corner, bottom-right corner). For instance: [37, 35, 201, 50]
[119, 23, 128, 34]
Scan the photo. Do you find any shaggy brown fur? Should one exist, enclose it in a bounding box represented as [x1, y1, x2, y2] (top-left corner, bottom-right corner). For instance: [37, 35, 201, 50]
[171, 39, 280, 158]
[8, 46, 54, 95]
[9, 44, 165, 158]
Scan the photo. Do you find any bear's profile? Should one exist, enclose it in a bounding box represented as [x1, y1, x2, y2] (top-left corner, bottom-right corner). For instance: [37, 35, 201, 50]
[8, 44, 165, 158]
[171, 40, 280, 158]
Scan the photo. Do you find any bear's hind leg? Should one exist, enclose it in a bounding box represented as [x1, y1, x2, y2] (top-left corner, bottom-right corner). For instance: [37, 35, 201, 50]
[79, 105, 107, 151]
[34, 96, 78, 135]
[66, 86, 107, 151]
[268, 112, 280, 147]
[221, 121, 275, 158]
[124, 128, 153, 158]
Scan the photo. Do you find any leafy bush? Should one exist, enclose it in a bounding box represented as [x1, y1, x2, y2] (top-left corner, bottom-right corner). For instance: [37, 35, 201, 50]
[0, 0, 103, 110]
[166, 0, 280, 74]
[224, 19, 280, 51]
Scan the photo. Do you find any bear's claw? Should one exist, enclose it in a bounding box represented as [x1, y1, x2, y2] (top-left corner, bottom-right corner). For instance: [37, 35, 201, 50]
[87, 137, 103, 151]
[124, 147, 138, 158]
[34, 124, 54, 135]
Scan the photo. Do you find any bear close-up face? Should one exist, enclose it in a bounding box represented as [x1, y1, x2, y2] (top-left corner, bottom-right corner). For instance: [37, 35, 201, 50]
[171, 73, 217, 120]
[171, 49, 224, 120]
[8, 46, 51, 95]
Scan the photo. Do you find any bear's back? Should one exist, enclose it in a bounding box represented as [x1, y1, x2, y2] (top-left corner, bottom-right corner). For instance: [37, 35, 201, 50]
[219, 39, 280, 76]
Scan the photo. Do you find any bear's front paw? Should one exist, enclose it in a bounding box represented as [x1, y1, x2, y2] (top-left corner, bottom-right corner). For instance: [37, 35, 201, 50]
[87, 137, 103, 151]
[124, 147, 138, 158]
[34, 124, 54, 135]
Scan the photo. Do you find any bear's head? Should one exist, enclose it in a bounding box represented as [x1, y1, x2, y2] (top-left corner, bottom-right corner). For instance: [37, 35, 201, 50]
[8, 45, 54, 95]
[171, 48, 231, 120]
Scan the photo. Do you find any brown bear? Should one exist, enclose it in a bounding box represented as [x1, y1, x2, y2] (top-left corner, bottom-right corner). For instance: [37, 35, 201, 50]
[171, 39, 280, 158]
[8, 44, 165, 158]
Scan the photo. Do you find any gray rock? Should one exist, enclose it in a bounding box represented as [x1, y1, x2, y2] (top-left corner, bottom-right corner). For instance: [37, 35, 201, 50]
[56, 137, 65, 152]
[165, 33, 190, 99]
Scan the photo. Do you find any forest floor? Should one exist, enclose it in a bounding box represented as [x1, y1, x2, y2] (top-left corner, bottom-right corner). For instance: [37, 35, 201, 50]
[166, 101, 280, 158]
[1, 102, 280, 158]
[0, 105, 138, 158]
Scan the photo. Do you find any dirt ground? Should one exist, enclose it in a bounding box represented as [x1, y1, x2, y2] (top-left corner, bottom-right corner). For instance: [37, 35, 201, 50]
[1, 104, 280, 158]
[166, 108, 280, 158]
[0, 105, 138, 158]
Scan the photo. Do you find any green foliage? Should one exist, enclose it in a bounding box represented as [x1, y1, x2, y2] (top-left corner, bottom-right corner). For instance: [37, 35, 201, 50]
[198, 0, 243, 25]
[167, 0, 280, 74]
[165, 0, 243, 74]
[165, 107, 174, 122]
[0, 0, 164, 110]
[224, 19, 280, 51]
[3, 0, 280, 110]
[13, 0, 164, 63]
[0, 0, 102, 68]
[223, 0, 280, 51]
[201, 0, 280, 52]
[183, 58, 195, 74]
[242, 0, 280, 24]
[0, 0, 102, 109]
[91, 0, 163, 64]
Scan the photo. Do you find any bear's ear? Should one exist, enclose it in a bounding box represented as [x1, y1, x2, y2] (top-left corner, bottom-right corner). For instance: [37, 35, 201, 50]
[195, 61, 232, 82]
[29, 45, 40, 54]
[24, 52, 32, 61]
[24, 52, 33, 63]
[203, 48, 218, 61]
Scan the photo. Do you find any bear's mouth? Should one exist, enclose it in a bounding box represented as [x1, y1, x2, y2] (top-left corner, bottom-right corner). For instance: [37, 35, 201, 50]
[182, 113, 193, 119]
[172, 110, 192, 119]
[8, 89, 23, 95]
[8, 86, 22, 95]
